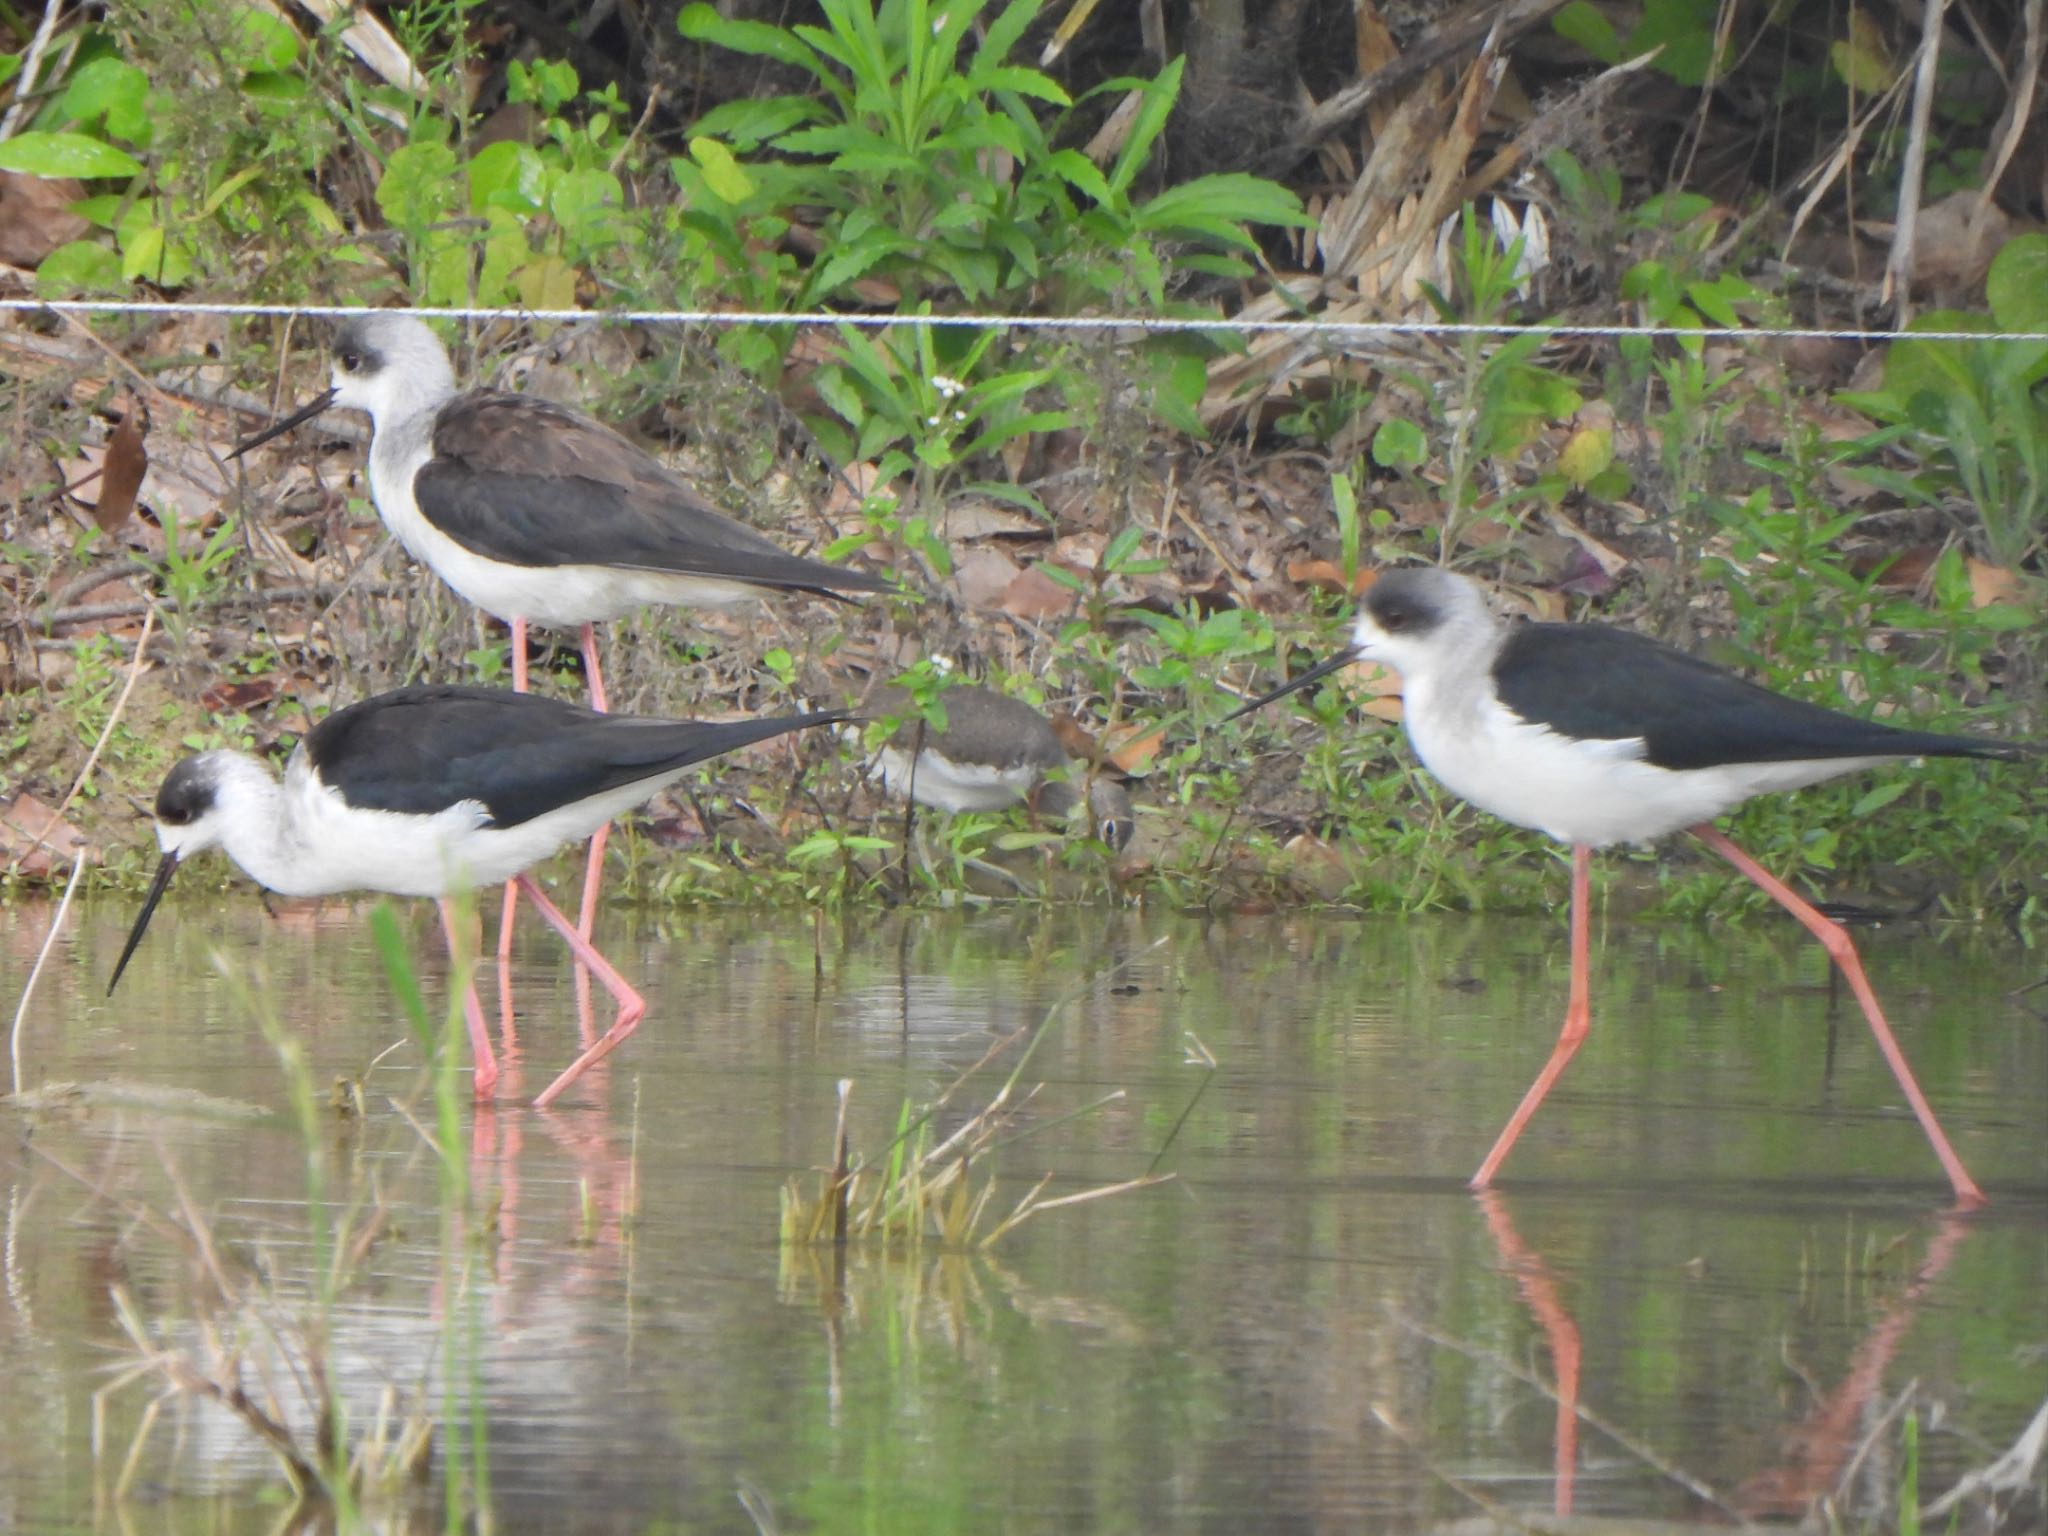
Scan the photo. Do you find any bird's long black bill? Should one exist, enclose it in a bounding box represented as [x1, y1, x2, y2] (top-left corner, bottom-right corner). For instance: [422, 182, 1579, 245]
[108, 850, 180, 995]
[1218, 646, 1362, 724]
[230, 387, 338, 459]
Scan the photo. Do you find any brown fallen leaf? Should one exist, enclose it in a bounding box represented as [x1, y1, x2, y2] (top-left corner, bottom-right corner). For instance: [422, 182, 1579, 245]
[951, 544, 1024, 611]
[1284, 556, 1376, 596]
[1967, 557, 2024, 609]
[1857, 544, 1941, 590]
[200, 677, 281, 714]
[0, 170, 89, 267]
[997, 563, 1081, 620]
[93, 397, 149, 535]
[1103, 723, 1164, 773]
[2, 793, 92, 878]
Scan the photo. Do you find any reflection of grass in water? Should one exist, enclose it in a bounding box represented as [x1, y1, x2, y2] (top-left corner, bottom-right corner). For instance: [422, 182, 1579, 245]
[781, 938, 1186, 1255]
[87, 901, 492, 1523]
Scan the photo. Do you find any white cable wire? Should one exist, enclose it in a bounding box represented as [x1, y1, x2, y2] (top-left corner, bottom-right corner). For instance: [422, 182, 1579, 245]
[3, 297, 2045, 344]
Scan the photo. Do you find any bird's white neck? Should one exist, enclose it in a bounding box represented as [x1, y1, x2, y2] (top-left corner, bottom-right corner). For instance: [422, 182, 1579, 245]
[1364, 601, 1505, 731]
[199, 755, 303, 895]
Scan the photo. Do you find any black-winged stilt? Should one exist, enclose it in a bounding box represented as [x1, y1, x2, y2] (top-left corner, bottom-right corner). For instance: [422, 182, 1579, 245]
[1233, 566, 2033, 1206]
[233, 313, 892, 957]
[109, 685, 845, 1108]
[870, 684, 1136, 850]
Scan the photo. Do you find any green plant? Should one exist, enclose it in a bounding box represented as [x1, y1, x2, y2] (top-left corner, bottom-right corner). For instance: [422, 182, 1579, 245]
[1839, 233, 2048, 572]
[673, 0, 1307, 423]
[679, 0, 1302, 309]
[16, 7, 355, 297]
[1404, 206, 1585, 560]
[139, 506, 240, 613]
[811, 320, 1070, 518]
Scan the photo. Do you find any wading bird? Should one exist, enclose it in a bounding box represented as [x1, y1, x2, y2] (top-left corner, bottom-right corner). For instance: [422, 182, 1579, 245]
[1231, 566, 2033, 1206]
[233, 313, 892, 955]
[110, 685, 844, 1107]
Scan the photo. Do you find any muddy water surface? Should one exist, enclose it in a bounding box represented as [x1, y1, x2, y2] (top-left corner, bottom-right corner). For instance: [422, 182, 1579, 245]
[2, 898, 2044, 1532]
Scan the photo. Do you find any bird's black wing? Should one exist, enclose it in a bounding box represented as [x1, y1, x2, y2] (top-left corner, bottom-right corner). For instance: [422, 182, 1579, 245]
[306, 686, 847, 827]
[415, 393, 889, 597]
[1494, 624, 2026, 769]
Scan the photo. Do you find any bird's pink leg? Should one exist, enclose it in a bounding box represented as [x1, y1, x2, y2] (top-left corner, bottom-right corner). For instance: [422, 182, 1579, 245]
[1475, 1191, 1580, 1515]
[575, 622, 610, 945]
[439, 899, 498, 1099]
[496, 618, 531, 983]
[1691, 824, 1985, 1208]
[517, 872, 647, 1109]
[1473, 843, 1593, 1188]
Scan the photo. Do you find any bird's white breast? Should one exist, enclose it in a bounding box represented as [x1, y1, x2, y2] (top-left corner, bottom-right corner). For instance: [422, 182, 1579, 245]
[240, 760, 667, 898]
[874, 746, 1035, 814]
[1402, 676, 1900, 847]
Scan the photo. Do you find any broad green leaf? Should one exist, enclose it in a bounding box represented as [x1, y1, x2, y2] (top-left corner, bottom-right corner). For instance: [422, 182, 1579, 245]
[550, 167, 623, 231]
[0, 131, 141, 179]
[1557, 426, 1612, 486]
[1829, 11, 1894, 92]
[57, 58, 149, 141]
[236, 9, 302, 69]
[1372, 418, 1427, 469]
[35, 239, 124, 294]
[1552, 0, 1621, 61]
[515, 253, 579, 311]
[376, 140, 461, 230]
[1986, 231, 2048, 333]
[467, 141, 545, 213]
[241, 72, 307, 106]
[688, 136, 756, 204]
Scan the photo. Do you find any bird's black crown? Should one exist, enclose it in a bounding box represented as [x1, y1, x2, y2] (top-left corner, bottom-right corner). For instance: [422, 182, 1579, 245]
[331, 317, 385, 379]
[1363, 569, 1446, 636]
[155, 757, 218, 827]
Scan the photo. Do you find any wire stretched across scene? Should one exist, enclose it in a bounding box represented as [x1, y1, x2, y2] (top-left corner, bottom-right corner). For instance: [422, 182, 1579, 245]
[2, 296, 2045, 347]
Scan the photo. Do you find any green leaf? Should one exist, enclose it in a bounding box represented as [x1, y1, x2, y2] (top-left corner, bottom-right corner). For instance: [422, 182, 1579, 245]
[467, 140, 545, 213]
[690, 93, 804, 139]
[1552, 0, 1621, 61]
[688, 136, 756, 204]
[1037, 561, 1088, 592]
[236, 8, 302, 70]
[35, 239, 124, 295]
[678, 4, 823, 71]
[1850, 779, 1911, 818]
[1372, 418, 1427, 469]
[978, 0, 1043, 72]
[1986, 232, 2048, 333]
[1110, 59, 1181, 196]
[57, 58, 150, 142]
[974, 65, 1069, 105]
[1048, 147, 1113, 207]
[376, 140, 461, 230]
[0, 131, 142, 179]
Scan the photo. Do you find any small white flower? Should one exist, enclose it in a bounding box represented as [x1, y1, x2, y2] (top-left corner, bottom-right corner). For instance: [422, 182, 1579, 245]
[930, 374, 964, 398]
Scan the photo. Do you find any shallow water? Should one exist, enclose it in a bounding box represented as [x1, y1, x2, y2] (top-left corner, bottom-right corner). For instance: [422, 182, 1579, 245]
[2, 896, 2044, 1532]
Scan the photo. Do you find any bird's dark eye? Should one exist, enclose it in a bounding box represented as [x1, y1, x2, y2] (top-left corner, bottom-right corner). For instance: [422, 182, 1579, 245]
[161, 806, 191, 826]
[338, 350, 362, 373]
[1378, 606, 1408, 632]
